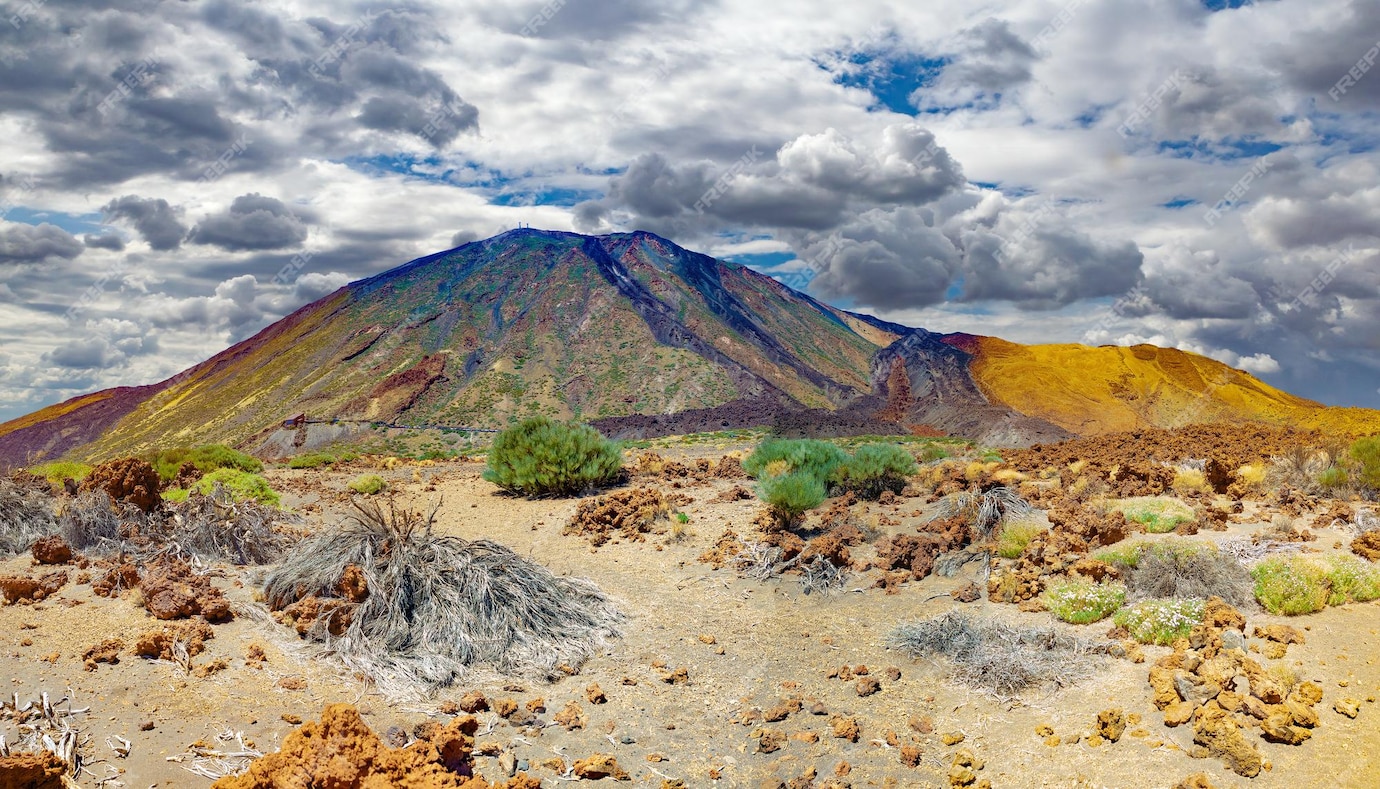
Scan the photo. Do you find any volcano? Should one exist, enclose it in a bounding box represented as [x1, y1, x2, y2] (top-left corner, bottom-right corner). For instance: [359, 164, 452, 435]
[2, 229, 1376, 469]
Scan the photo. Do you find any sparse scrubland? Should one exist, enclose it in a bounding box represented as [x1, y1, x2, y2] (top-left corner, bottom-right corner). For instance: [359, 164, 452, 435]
[2, 423, 1379, 786]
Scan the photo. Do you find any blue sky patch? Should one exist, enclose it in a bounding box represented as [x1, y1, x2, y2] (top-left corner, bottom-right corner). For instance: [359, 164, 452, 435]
[2, 207, 107, 236]
[824, 50, 948, 116]
[1161, 197, 1198, 209]
[1201, 0, 1258, 10]
[1157, 137, 1285, 161]
[489, 188, 602, 208]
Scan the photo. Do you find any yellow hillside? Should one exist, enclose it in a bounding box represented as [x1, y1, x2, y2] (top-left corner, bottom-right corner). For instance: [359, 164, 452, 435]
[0, 391, 113, 441]
[965, 338, 1380, 436]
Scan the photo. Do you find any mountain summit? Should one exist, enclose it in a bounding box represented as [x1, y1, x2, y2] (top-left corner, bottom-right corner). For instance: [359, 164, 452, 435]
[1, 229, 1375, 468]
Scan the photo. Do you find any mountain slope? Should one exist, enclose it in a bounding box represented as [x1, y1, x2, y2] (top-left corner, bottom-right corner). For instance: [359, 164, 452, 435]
[2, 228, 1376, 470]
[11, 230, 903, 465]
[949, 336, 1380, 436]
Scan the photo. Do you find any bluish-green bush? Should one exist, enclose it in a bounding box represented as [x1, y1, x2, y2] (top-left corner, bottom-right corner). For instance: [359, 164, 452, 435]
[831, 443, 917, 499]
[743, 439, 847, 482]
[482, 417, 623, 497]
[758, 471, 827, 526]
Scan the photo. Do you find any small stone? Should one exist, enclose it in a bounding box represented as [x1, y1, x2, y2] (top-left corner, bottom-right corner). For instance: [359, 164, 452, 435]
[1260, 714, 1311, 745]
[1334, 698, 1361, 719]
[942, 731, 965, 746]
[572, 753, 629, 781]
[586, 683, 607, 704]
[458, 690, 489, 713]
[1044, 735, 1061, 747]
[1035, 723, 1054, 737]
[757, 730, 785, 753]
[855, 676, 881, 697]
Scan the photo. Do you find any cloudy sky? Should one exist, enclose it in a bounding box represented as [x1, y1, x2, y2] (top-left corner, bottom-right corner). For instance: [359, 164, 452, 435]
[2, 0, 1378, 423]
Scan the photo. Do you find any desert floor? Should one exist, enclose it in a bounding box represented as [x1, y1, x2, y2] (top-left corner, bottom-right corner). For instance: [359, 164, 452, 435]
[3, 447, 1378, 788]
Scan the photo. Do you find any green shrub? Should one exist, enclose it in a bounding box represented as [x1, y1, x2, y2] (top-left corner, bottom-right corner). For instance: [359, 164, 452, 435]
[1042, 579, 1126, 624]
[918, 445, 951, 463]
[743, 439, 847, 482]
[482, 417, 623, 497]
[1252, 557, 1330, 615]
[675, 511, 690, 524]
[996, 520, 1046, 559]
[348, 474, 387, 495]
[1350, 436, 1380, 489]
[1317, 466, 1350, 489]
[192, 469, 281, 507]
[1113, 599, 1206, 645]
[758, 471, 826, 525]
[831, 443, 917, 499]
[1323, 554, 1380, 606]
[149, 444, 262, 481]
[1107, 496, 1196, 534]
[1093, 541, 1151, 568]
[287, 449, 359, 469]
[28, 461, 93, 484]
[1251, 555, 1380, 614]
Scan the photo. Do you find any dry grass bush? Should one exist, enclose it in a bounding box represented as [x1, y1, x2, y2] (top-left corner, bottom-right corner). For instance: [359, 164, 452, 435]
[59, 490, 144, 552]
[936, 485, 1032, 540]
[60, 485, 295, 565]
[1121, 541, 1253, 608]
[262, 499, 624, 693]
[0, 477, 57, 555]
[887, 612, 1106, 699]
[167, 485, 297, 564]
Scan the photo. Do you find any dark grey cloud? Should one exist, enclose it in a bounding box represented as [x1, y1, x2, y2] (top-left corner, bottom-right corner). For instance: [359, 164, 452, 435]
[189, 193, 309, 251]
[102, 195, 187, 250]
[82, 233, 126, 251]
[486, 0, 710, 42]
[579, 124, 966, 240]
[0, 223, 84, 263]
[450, 229, 479, 247]
[1275, 0, 1380, 108]
[950, 220, 1144, 310]
[937, 19, 1038, 92]
[45, 338, 124, 369]
[796, 213, 960, 309]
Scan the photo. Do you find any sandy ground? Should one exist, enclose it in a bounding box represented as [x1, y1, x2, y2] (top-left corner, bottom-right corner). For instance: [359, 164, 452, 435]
[3, 452, 1379, 788]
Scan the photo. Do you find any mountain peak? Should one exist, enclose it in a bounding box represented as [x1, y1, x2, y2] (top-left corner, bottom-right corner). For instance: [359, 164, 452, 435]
[2, 229, 1376, 469]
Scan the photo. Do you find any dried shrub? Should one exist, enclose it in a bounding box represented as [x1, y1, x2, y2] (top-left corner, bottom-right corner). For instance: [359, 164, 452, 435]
[887, 612, 1106, 698]
[0, 477, 56, 555]
[1121, 541, 1253, 607]
[935, 485, 1032, 540]
[262, 500, 623, 692]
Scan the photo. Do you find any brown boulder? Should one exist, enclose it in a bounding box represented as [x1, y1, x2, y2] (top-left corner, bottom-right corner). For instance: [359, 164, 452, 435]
[30, 535, 73, 565]
[1192, 704, 1261, 778]
[78, 457, 161, 512]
